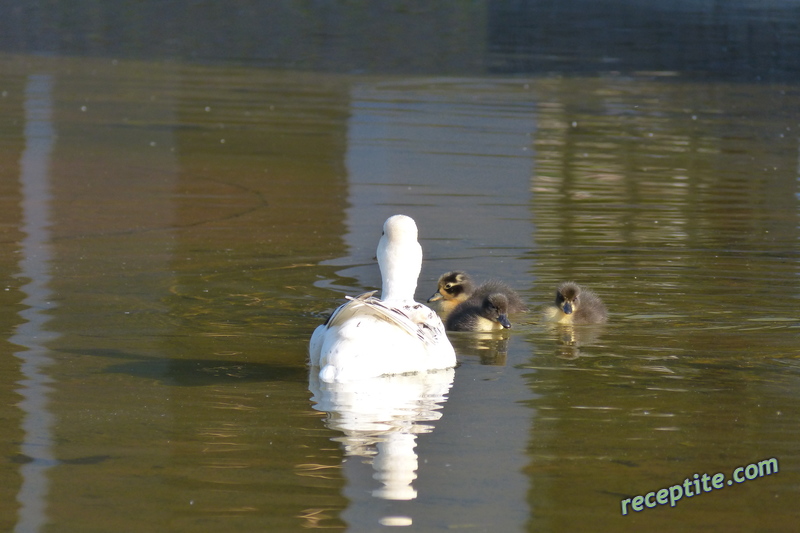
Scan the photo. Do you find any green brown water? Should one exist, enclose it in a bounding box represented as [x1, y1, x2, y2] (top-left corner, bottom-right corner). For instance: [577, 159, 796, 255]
[1, 53, 798, 532]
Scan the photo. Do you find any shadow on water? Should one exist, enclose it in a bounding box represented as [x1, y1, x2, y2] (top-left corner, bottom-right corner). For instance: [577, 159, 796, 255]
[60, 348, 308, 386]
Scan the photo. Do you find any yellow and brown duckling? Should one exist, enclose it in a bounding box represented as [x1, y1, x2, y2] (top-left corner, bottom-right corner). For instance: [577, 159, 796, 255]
[543, 282, 607, 325]
[427, 271, 526, 320]
[446, 293, 513, 332]
[427, 271, 476, 318]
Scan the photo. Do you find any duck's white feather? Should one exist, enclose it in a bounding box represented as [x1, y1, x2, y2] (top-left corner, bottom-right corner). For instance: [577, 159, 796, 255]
[336, 292, 419, 339]
[309, 215, 456, 382]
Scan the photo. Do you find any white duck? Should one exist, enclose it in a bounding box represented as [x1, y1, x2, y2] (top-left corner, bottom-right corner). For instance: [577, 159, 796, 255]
[309, 215, 456, 383]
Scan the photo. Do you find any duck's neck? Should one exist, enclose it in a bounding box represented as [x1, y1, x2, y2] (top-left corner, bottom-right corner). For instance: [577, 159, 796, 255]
[378, 239, 422, 303]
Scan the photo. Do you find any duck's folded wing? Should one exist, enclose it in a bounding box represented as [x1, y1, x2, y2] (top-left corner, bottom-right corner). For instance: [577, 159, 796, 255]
[348, 294, 422, 339]
[416, 319, 447, 345]
[372, 302, 451, 347]
[323, 291, 377, 326]
[326, 292, 424, 340]
[326, 292, 447, 346]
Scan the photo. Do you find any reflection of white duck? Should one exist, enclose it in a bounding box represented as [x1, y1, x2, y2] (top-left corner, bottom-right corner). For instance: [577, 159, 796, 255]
[309, 368, 455, 501]
[309, 215, 456, 383]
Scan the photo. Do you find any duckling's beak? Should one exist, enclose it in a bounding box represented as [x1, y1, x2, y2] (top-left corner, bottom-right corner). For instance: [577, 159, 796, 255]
[427, 291, 444, 303]
[498, 314, 512, 329]
[562, 302, 573, 314]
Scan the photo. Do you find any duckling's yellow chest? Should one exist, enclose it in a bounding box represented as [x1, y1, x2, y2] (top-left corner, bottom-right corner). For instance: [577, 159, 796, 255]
[432, 298, 464, 320]
[473, 315, 506, 331]
[543, 305, 574, 325]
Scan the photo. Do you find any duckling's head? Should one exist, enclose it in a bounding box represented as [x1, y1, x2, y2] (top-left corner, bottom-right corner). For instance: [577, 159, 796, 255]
[428, 271, 475, 304]
[377, 215, 422, 302]
[555, 282, 581, 315]
[482, 293, 512, 329]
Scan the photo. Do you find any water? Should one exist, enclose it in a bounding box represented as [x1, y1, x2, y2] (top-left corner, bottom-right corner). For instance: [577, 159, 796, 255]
[1, 10, 800, 532]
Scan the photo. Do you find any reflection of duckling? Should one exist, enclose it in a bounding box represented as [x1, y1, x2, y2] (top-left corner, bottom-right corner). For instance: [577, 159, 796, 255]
[550, 323, 606, 359]
[448, 333, 509, 366]
[428, 271, 526, 319]
[446, 293, 512, 332]
[543, 282, 607, 325]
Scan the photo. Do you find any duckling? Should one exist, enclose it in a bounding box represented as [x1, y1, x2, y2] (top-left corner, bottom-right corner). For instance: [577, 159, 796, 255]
[427, 271, 476, 318]
[474, 279, 527, 313]
[446, 293, 512, 332]
[428, 271, 526, 319]
[309, 215, 456, 383]
[543, 282, 607, 325]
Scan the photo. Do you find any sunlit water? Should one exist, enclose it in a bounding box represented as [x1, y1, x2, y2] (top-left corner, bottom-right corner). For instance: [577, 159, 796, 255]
[0, 52, 798, 532]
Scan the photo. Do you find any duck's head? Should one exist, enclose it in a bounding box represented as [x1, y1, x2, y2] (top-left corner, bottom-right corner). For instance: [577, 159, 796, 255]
[428, 271, 475, 305]
[381, 214, 418, 242]
[482, 293, 512, 329]
[377, 215, 423, 302]
[555, 282, 581, 315]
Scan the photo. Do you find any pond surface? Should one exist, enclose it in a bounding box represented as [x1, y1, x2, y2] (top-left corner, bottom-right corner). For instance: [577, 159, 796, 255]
[1, 48, 799, 532]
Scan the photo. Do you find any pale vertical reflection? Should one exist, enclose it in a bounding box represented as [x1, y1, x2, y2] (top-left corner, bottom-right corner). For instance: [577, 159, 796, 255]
[328, 80, 536, 291]
[11, 74, 58, 533]
[318, 79, 534, 531]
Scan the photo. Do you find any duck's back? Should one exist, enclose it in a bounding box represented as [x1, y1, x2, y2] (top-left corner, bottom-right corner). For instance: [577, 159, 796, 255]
[318, 315, 421, 381]
[314, 297, 455, 382]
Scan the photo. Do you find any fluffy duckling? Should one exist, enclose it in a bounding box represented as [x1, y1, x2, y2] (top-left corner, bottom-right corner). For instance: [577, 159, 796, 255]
[543, 282, 607, 325]
[309, 215, 456, 383]
[428, 271, 526, 319]
[446, 293, 512, 332]
[427, 271, 476, 318]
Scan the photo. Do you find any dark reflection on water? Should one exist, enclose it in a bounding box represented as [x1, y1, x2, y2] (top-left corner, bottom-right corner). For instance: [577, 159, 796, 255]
[0, 16, 798, 532]
[2, 1, 799, 80]
[488, 1, 800, 79]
